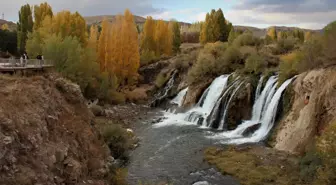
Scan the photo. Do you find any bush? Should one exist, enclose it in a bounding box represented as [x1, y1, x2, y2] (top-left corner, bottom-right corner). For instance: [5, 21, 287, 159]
[232, 33, 261, 47]
[297, 36, 323, 72]
[188, 42, 243, 84]
[244, 54, 266, 74]
[239, 46, 257, 60]
[140, 49, 159, 66]
[101, 124, 131, 161]
[124, 88, 148, 103]
[108, 91, 126, 104]
[278, 51, 303, 85]
[90, 104, 104, 116]
[313, 122, 336, 185]
[155, 71, 171, 88]
[173, 50, 198, 71]
[273, 36, 297, 55]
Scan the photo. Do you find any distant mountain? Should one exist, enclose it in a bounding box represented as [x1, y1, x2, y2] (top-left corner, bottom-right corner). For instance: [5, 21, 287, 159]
[84, 15, 322, 38]
[84, 15, 191, 27]
[0, 19, 16, 31]
[234, 25, 321, 37]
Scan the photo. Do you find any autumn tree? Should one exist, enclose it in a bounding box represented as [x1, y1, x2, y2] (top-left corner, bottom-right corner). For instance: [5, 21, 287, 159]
[88, 25, 98, 51]
[141, 16, 156, 53]
[33, 2, 53, 30]
[200, 9, 231, 44]
[200, 13, 210, 44]
[155, 20, 172, 56]
[216, 9, 229, 42]
[17, 4, 33, 53]
[170, 20, 181, 53]
[1, 24, 9, 30]
[267, 27, 277, 41]
[98, 18, 110, 71]
[120, 9, 140, 84]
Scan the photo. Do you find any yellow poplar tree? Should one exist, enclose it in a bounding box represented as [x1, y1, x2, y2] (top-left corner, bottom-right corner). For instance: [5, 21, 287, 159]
[155, 20, 172, 56]
[120, 9, 140, 84]
[141, 16, 156, 52]
[98, 18, 109, 72]
[88, 25, 98, 51]
[34, 2, 53, 30]
[1, 24, 9, 30]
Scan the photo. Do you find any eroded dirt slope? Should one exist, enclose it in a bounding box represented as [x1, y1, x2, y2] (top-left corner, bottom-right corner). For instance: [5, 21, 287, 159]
[0, 74, 113, 185]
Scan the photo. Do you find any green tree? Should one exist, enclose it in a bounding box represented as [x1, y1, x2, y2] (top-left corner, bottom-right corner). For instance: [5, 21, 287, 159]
[170, 20, 181, 53]
[17, 4, 33, 53]
[216, 8, 229, 42]
[0, 29, 17, 54]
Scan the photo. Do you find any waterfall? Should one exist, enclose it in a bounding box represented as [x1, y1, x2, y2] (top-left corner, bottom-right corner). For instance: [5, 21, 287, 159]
[206, 79, 241, 128]
[171, 87, 188, 107]
[184, 75, 230, 126]
[251, 76, 277, 120]
[150, 71, 178, 107]
[217, 81, 244, 130]
[209, 77, 295, 144]
[255, 76, 264, 101]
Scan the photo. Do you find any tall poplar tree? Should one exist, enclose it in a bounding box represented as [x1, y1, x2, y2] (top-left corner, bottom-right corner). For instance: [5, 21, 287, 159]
[170, 20, 181, 53]
[17, 4, 33, 53]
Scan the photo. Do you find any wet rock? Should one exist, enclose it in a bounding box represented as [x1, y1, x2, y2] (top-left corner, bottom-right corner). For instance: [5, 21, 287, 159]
[242, 123, 261, 137]
[226, 83, 253, 130]
[183, 81, 212, 108]
[193, 181, 211, 185]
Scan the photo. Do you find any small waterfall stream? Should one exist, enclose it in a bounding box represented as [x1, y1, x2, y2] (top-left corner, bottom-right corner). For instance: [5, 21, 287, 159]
[150, 70, 178, 107]
[171, 87, 188, 107]
[184, 75, 230, 125]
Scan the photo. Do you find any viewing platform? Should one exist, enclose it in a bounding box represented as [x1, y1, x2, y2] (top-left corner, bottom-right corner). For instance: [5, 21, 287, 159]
[0, 58, 54, 73]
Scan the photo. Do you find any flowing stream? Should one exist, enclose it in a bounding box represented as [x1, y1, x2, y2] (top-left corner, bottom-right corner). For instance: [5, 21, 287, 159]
[128, 74, 294, 184]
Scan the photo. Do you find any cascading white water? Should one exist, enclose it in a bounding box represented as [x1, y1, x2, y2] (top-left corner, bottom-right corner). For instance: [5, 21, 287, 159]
[171, 88, 188, 107]
[184, 75, 230, 125]
[255, 76, 264, 101]
[251, 76, 277, 120]
[209, 77, 294, 144]
[150, 71, 178, 107]
[217, 81, 244, 130]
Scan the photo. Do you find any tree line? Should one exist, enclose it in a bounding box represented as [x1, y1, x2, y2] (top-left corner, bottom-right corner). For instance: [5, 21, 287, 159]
[14, 2, 181, 103]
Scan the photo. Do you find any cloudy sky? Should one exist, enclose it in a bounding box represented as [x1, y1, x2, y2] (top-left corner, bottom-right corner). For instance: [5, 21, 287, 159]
[1, 0, 335, 29]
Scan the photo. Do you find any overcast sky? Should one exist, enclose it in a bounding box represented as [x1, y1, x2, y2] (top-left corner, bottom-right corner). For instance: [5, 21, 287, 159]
[1, 0, 335, 29]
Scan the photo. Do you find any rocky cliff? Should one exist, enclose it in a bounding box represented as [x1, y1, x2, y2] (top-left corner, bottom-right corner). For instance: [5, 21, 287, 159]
[0, 74, 113, 185]
[274, 67, 336, 154]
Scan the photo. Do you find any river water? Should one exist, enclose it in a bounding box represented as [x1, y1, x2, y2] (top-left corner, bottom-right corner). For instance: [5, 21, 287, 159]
[127, 111, 240, 185]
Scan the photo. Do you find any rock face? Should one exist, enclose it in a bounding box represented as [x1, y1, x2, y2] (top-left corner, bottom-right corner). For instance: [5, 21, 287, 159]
[0, 75, 112, 185]
[274, 67, 336, 154]
[226, 83, 253, 130]
[183, 80, 212, 108]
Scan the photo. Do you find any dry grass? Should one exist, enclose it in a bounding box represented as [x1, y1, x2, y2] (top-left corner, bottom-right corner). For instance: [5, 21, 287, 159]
[204, 146, 304, 185]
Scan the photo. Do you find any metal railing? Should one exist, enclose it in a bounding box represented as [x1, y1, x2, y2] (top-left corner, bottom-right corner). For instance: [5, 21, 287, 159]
[0, 58, 53, 68]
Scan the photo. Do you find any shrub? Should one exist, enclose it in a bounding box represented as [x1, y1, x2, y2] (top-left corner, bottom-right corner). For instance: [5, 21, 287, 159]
[188, 42, 243, 84]
[232, 32, 261, 47]
[274, 36, 297, 54]
[101, 124, 131, 161]
[278, 51, 303, 85]
[124, 88, 148, 103]
[155, 72, 170, 88]
[108, 91, 126, 105]
[90, 104, 104, 116]
[140, 49, 159, 66]
[313, 122, 336, 185]
[244, 54, 266, 74]
[239, 46, 257, 60]
[172, 50, 198, 71]
[297, 36, 323, 72]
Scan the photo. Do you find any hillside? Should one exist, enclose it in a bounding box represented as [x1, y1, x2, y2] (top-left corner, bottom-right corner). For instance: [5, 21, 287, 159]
[0, 19, 16, 31]
[84, 15, 191, 27]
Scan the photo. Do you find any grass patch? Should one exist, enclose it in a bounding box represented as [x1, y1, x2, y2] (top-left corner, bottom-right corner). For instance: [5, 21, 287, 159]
[204, 146, 304, 185]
